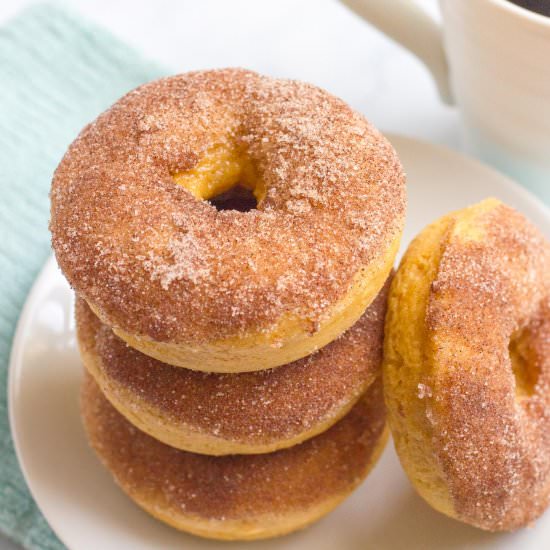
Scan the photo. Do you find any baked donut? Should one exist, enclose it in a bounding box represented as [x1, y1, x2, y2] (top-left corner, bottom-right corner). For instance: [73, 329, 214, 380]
[383, 198, 550, 531]
[81, 374, 388, 541]
[51, 68, 406, 372]
[75, 277, 390, 455]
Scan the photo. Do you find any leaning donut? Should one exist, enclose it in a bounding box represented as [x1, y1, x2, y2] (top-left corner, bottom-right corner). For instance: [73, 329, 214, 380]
[50, 68, 406, 372]
[383, 198, 550, 531]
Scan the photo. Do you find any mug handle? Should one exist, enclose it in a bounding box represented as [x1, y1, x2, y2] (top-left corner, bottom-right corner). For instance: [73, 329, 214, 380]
[340, 0, 453, 104]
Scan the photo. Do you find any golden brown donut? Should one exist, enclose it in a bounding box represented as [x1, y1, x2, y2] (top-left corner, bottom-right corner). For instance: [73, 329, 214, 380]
[81, 375, 388, 541]
[75, 277, 390, 455]
[384, 198, 550, 531]
[51, 68, 406, 372]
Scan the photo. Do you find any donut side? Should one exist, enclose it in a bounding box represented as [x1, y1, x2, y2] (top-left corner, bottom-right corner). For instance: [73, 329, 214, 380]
[81, 375, 388, 541]
[77, 275, 389, 455]
[92, 236, 398, 372]
[383, 212, 455, 517]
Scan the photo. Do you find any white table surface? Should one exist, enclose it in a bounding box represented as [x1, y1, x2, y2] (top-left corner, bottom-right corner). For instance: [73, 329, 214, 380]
[0, 1, 458, 548]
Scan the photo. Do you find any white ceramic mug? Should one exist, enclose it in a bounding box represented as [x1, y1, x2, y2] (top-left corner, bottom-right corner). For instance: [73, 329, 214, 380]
[342, 0, 550, 203]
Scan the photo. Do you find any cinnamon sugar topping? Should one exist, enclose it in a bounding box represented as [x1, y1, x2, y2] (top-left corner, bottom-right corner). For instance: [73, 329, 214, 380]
[51, 69, 405, 342]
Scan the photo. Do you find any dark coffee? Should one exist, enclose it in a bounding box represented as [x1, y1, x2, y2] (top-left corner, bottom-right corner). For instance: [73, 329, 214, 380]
[506, 0, 550, 17]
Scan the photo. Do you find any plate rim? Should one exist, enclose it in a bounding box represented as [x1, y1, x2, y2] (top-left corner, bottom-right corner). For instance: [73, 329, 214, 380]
[388, 134, 550, 224]
[8, 133, 550, 549]
[8, 255, 65, 544]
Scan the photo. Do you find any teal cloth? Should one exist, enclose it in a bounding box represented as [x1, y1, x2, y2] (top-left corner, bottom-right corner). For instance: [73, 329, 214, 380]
[0, 4, 164, 548]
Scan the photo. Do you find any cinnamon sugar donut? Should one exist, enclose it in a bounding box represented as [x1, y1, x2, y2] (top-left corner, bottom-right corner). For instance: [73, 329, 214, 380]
[51, 68, 406, 372]
[76, 277, 389, 455]
[81, 374, 388, 541]
[384, 198, 550, 531]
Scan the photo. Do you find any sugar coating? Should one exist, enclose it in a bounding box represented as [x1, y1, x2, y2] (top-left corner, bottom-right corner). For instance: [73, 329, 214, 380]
[50, 68, 406, 343]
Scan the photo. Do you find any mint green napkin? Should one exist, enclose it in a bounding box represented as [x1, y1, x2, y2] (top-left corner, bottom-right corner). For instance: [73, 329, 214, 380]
[0, 4, 164, 548]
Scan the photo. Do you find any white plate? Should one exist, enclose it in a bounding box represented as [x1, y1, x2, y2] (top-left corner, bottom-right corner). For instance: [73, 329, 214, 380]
[9, 135, 550, 550]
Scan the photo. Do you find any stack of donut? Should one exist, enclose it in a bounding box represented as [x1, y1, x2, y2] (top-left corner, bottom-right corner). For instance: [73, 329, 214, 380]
[50, 69, 407, 541]
[51, 68, 550, 539]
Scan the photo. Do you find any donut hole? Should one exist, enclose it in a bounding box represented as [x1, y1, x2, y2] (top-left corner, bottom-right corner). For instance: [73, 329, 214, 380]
[207, 185, 258, 212]
[172, 142, 265, 212]
[509, 328, 538, 399]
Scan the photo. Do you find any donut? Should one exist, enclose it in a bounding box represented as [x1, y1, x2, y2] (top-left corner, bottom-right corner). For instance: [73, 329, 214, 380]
[383, 198, 550, 531]
[75, 277, 390, 455]
[50, 68, 406, 372]
[81, 374, 388, 541]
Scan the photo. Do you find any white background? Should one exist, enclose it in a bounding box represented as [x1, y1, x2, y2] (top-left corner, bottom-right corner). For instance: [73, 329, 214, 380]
[0, 1, 456, 549]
